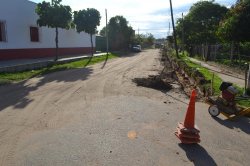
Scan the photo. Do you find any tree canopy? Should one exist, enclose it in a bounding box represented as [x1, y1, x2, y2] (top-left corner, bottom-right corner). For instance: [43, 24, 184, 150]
[100, 16, 135, 50]
[133, 33, 155, 47]
[217, 0, 250, 42]
[74, 8, 101, 35]
[99, 27, 107, 37]
[36, 0, 72, 29]
[74, 8, 101, 56]
[36, 0, 72, 60]
[175, 1, 228, 46]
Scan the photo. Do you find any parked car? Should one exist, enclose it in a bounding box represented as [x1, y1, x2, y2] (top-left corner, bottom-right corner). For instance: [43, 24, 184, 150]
[132, 45, 142, 52]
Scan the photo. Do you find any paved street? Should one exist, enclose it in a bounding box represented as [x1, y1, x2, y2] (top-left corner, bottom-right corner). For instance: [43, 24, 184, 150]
[0, 49, 249, 166]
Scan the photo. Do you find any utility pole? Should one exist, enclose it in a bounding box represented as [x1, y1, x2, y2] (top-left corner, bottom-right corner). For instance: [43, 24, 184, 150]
[169, 0, 179, 58]
[105, 9, 109, 56]
[168, 22, 171, 36]
[244, 63, 250, 96]
[182, 13, 184, 55]
[138, 27, 140, 36]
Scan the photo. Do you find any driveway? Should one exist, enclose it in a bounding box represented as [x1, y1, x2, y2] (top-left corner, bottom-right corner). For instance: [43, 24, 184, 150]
[0, 49, 249, 166]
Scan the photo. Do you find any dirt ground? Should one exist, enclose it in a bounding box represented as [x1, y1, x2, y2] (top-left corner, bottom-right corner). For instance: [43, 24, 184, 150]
[0, 49, 250, 166]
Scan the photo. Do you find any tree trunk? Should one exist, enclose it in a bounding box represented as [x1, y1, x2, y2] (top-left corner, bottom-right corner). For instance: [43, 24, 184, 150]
[55, 27, 59, 61]
[230, 41, 234, 63]
[204, 44, 207, 61]
[84, 34, 94, 67]
[90, 34, 94, 57]
[190, 45, 194, 57]
[207, 44, 211, 61]
[214, 45, 218, 61]
[202, 44, 206, 61]
[247, 64, 250, 90]
[237, 43, 240, 63]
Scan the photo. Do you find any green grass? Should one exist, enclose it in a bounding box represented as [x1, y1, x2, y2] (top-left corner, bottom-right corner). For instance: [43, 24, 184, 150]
[216, 58, 250, 71]
[186, 60, 250, 107]
[182, 57, 223, 96]
[0, 53, 118, 83]
[237, 98, 250, 108]
[178, 52, 250, 107]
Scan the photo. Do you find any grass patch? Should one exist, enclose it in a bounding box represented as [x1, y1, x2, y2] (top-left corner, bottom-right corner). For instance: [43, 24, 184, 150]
[216, 58, 249, 71]
[184, 59, 222, 96]
[237, 98, 250, 107]
[0, 53, 118, 84]
[179, 52, 250, 107]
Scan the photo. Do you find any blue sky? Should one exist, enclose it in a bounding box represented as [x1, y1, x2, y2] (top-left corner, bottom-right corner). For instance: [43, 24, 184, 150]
[30, 0, 236, 38]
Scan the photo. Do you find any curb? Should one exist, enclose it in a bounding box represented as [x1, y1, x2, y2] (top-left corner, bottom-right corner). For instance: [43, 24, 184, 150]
[0, 54, 106, 73]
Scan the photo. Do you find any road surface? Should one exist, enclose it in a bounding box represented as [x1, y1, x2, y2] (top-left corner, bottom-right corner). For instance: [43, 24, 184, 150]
[0, 49, 249, 166]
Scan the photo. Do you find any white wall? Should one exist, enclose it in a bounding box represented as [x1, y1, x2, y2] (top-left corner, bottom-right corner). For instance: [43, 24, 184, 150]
[0, 0, 95, 49]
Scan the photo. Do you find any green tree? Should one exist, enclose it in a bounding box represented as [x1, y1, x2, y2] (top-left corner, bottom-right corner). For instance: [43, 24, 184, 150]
[217, 0, 250, 42]
[217, 0, 250, 62]
[145, 33, 155, 46]
[74, 8, 101, 56]
[99, 26, 107, 37]
[132, 33, 155, 48]
[231, 0, 250, 93]
[104, 16, 134, 50]
[175, 1, 228, 59]
[133, 34, 144, 45]
[36, 0, 72, 61]
[166, 35, 174, 48]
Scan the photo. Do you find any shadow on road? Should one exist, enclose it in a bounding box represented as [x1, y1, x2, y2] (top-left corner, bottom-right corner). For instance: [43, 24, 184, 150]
[0, 67, 93, 111]
[113, 51, 138, 58]
[101, 53, 109, 69]
[212, 116, 250, 134]
[84, 56, 93, 67]
[179, 144, 217, 166]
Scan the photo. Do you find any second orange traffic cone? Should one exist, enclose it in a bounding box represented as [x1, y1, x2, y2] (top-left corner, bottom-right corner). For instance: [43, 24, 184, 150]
[175, 89, 200, 144]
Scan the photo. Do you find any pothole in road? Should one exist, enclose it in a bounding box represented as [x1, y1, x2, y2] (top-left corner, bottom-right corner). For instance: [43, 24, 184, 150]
[132, 75, 173, 91]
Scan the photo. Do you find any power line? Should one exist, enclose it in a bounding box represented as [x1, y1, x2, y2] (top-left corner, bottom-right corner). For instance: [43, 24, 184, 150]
[139, 28, 169, 31]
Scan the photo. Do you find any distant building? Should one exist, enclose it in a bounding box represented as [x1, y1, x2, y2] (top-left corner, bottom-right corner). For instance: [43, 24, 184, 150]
[0, 0, 95, 61]
[95, 35, 107, 52]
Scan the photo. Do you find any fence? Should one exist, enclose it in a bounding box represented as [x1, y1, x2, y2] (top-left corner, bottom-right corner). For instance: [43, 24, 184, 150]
[187, 43, 250, 63]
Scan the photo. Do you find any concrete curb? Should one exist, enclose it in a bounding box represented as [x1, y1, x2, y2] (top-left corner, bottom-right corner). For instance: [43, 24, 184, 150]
[0, 53, 107, 73]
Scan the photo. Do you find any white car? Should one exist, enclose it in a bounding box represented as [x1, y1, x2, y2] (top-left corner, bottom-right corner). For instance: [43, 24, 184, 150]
[132, 45, 142, 52]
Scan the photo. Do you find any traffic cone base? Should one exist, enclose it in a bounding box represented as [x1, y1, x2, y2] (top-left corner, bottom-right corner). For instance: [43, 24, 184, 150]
[178, 122, 200, 134]
[176, 127, 200, 139]
[175, 131, 200, 144]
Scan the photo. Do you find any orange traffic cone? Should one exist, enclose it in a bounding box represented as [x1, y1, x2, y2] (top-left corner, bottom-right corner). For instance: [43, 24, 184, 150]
[175, 89, 200, 144]
[184, 90, 196, 128]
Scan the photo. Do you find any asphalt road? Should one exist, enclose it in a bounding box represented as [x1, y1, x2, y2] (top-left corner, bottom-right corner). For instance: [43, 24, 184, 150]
[0, 49, 249, 166]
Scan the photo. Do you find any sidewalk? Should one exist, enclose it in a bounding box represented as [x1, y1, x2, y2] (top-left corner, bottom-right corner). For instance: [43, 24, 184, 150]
[189, 57, 245, 87]
[0, 53, 107, 72]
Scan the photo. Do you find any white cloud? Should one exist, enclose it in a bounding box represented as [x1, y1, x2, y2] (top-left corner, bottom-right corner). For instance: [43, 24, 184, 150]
[30, 0, 236, 38]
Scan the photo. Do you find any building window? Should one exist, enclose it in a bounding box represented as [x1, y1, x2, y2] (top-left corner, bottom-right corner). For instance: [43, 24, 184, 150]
[0, 21, 7, 42]
[30, 26, 39, 42]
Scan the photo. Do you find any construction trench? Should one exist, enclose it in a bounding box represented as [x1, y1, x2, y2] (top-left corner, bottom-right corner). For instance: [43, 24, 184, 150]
[132, 49, 200, 98]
